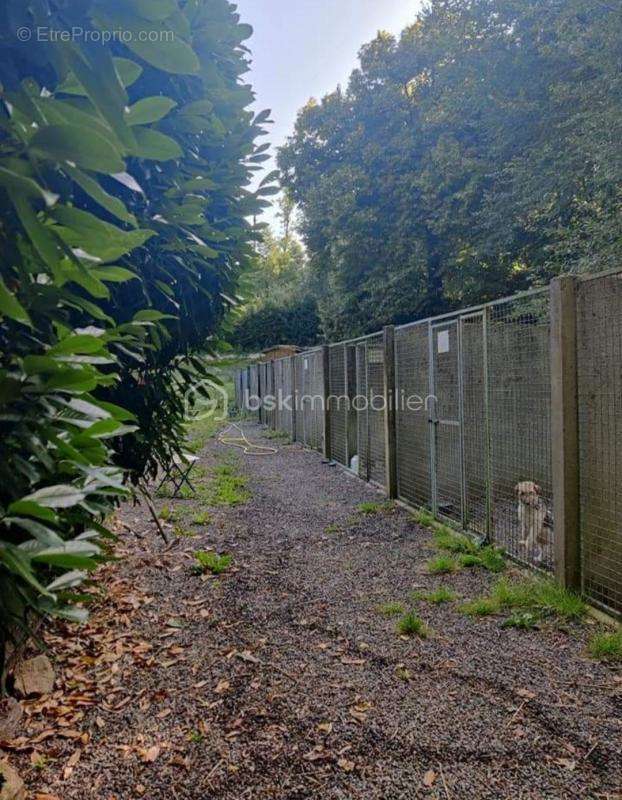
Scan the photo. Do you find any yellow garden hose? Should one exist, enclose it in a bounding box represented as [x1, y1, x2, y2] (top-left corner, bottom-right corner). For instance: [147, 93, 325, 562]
[217, 422, 278, 456]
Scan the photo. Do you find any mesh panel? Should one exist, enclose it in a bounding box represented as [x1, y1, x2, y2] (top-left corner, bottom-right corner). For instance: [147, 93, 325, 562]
[260, 362, 266, 426]
[461, 314, 488, 534]
[280, 357, 294, 436]
[346, 345, 358, 467]
[356, 343, 369, 480]
[249, 365, 259, 419]
[488, 293, 553, 569]
[308, 349, 324, 452]
[329, 344, 348, 466]
[294, 355, 304, 442]
[273, 359, 282, 431]
[432, 322, 463, 525]
[395, 323, 432, 508]
[265, 362, 275, 429]
[577, 274, 622, 614]
[366, 334, 386, 487]
[297, 349, 323, 452]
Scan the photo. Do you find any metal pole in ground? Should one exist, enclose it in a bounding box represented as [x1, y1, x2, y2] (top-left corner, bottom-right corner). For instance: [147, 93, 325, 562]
[550, 275, 581, 590]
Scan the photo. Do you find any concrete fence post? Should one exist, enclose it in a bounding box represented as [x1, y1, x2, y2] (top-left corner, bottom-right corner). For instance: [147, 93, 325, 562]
[321, 345, 331, 460]
[550, 276, 581, 590]
[383, 325, 398, 499]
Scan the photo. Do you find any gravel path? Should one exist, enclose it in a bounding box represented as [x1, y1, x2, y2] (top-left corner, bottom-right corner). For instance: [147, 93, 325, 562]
[16, 423, 622, 799]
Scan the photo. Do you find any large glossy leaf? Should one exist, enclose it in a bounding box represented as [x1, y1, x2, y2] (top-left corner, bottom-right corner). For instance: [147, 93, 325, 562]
[66, 166, 137, 227]
[51, 206, 154, 262]
[131, 128, 183, 161]
[0, 277, 31, 325]
[31, 540, 100, 570]
[21, 484, 86, 509]
[0, 166, 58, 208]
[30, 125, 126, 173]
[125, 0, 178, 20]
[0, 544, 53, 597]
[3, 518, 64, 547]
[126, 96, 177, 126]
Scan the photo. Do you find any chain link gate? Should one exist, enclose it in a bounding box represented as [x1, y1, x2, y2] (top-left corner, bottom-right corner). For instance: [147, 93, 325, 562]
[430, 320, 464, 526]
[393, 291, 553, 572]
[461, 312, 490, 537]
[395, 322, 432, 509]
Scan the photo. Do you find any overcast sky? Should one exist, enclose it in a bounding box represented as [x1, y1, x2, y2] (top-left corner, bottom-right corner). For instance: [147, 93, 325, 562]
[236, 0, 424, 230]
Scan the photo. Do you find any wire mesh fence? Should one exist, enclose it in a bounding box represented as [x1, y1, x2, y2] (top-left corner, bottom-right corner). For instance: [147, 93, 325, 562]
[488, 292, 552, 569]
[238, 272, 622, 615]
[355, 341, 368, 480]
[365, 333, 387, 488]
[328, 344, 348, 466]
[393, 291, 552, 572]
[577, 273, 622, 614]
[395, 322, 432, 509]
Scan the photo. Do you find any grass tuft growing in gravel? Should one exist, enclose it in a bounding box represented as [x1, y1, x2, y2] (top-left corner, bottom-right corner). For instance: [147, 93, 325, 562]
[461, 596, 500, 617]
[433, 527, 506, 573]
[461, 576, 586, 624]
[411, 508, 436, 527]
[192, 511, 212, 526]
[174, 524, 197, 538]
[203, 464, 250, 507]
[457, 546, 506, 573]
[325, 522, 343, 534]
[357, 500, 393, 515]
[396, 611, 429, 638]
[377, 601, 405, 617]
[159, 504, 179, 522]
[193, 551, 232, 575]
[411, 586, 457, 604]
[262, 429, 291, 441]
[587, 630, 622, 662]
[434, 528, 478, 554]
[501, 611, 540, 630]
[427, 555, 459, 574]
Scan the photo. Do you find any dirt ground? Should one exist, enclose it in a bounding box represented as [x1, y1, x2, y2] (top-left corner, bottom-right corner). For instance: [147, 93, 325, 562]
[7, 422, 622, 799]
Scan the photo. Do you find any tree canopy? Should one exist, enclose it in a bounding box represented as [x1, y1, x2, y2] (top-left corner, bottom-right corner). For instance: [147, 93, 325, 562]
[278, 0, 622, 340]
[229, 198, 320, 350]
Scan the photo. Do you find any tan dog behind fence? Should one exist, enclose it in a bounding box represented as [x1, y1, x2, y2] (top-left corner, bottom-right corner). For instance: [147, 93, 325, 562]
[515, 481, 550, 562]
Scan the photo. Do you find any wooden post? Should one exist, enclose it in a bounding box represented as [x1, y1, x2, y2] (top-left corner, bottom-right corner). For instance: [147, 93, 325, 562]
[321, 345, 331, 460]
[550, 276, 581, 590]
[383, 325, 398, 498]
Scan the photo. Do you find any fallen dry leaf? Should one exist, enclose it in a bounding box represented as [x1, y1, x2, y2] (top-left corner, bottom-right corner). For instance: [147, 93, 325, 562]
[338, 757, 355, 772]
[423, 769, 437, 787]
[554, 757, 576, 771]
[141, 745, 161, 763]
[214, 680, 230, 695]
[317, 722, 333, 734]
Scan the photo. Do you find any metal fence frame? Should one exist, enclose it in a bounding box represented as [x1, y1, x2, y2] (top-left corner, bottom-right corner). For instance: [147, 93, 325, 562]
[237, 272, 622, 618]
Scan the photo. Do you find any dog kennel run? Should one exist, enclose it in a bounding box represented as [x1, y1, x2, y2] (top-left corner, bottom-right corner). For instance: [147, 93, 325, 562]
[235, 271, 622, 618]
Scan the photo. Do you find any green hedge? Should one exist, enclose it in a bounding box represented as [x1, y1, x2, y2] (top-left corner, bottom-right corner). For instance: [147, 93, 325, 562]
[231, 296, 321, 350]
[0, 0, 272, 658]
